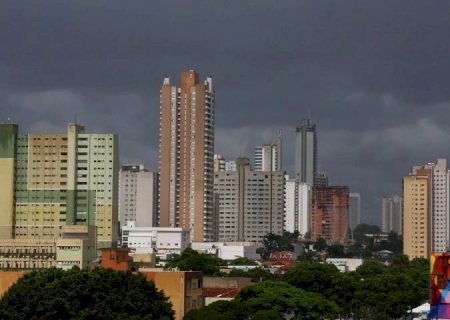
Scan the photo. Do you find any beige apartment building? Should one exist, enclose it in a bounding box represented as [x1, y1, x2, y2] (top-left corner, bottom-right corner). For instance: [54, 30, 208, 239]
[403, 175, 430, 259]
[158, 70, 215, 242]
[213, 157, 285, 242]
[0, 123, 119, 252]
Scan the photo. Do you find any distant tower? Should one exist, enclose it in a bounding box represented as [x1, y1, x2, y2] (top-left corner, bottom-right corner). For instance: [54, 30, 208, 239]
[381, 195, 402, 234]
[295, 119, 317, 186]
[349, 193, 361, 231]
[158, 70, 215, 242]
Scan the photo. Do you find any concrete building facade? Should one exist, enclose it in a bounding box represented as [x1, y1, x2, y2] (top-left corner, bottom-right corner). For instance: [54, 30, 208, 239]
[284, 178, 311, 236]
[213, 157, 285, 242]
[295, 119, 317, 186]
[0, 123, 119, 250]
[412, 159, 447, 253]
[158, 70, 215, 242]
[403, 175, 430, 259]
[254, 136, 282, 172]
[311, 186, 349, 244]
[349, 193, 361, 231]
[381, 194, 403, 234]
[119, 164, 158, 228]
[121, 225, 190, 257]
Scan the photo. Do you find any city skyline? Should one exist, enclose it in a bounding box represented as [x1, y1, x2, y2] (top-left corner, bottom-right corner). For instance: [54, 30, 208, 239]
[2, 2, 450, 225]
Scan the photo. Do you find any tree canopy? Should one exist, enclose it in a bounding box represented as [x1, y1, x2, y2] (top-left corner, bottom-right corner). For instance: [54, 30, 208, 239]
[0, 267, 174, 320]
[165, 248, 225, 276]
[257, 232, 298, 259]
[184, 281, 338, 320]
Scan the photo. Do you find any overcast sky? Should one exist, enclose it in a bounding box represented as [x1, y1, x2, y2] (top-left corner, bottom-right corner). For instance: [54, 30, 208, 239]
[2, 1, 450, 225]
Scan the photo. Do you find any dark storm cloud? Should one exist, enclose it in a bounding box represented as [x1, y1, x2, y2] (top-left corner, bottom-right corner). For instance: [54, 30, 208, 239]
[2, 0, 450, 223]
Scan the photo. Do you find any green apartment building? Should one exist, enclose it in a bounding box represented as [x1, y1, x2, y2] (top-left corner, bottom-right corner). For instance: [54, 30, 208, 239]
[0, 123, 119, 250]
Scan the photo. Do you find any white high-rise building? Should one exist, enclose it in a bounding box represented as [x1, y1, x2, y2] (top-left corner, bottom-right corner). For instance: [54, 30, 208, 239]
[349, 193, 361, 231]
[412, 159, 447, 253]
[254, 135, 282, 172]
[381, 195, 402, 234]
[285, 178, 311, 236]
[119, 165, 158, 228]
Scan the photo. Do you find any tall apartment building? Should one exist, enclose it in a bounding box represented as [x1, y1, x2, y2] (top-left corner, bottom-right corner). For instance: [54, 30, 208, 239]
[213, 157, 285, 242]
[349, 193, 361, 231]
[119, 165, 158, 228]
[254, 135, 282, 172]
[0, 123, 119, 250]
[411, 159, 447, 252]
[311, 186, 349, 244]
[159, 70, 215, 242]
[381, 195, 403, 234]
[403, 175, 430, 259]
[295, 119, 317, 186]
[285, 178, 311, 236]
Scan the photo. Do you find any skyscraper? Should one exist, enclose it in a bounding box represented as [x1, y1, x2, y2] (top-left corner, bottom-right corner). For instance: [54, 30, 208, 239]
[381, 195, 403, 234]
[119, 165, 158, 228]
[254, 134, 282, 172]
[158, 70, 215, 242]
[295, 119, 317, 186]
[349, 193, 361, 231]
[0, 123, 119, 249]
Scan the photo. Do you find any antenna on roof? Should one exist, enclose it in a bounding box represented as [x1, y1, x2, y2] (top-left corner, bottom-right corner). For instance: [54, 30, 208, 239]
[74, 113, 77, 125]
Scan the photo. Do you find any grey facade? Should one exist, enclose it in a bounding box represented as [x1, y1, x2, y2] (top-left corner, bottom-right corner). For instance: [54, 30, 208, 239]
[381, 195, 403, 234]
[349, 193, 361, 231]
[295, 119, 317, 186]
[119, 165, 158, 228]
[214, 157, 285, 242]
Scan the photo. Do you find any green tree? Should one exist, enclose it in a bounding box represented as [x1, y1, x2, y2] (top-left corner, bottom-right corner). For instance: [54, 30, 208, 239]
[183, 300, 251, 320]
[313, 237, 327, 251]
[185, 281, 338, 320]
[0, 267, 174, 320]
[237, 281, 338, 319]
[165, 248, 224, 276]
[353, 224, 381, 244]
[284, 262, 355, 318]
[258, 232, 298, 259]
[228, 267, 276, 281]
[284, 262, 341, 295]
[229, 257, 257, 266]
[355, 260, 386, 279]
[352, 272, 423, 319]
[326, 244, 345, 257]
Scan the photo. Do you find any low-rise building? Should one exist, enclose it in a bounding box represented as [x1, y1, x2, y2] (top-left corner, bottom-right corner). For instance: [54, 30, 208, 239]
[142, 270, 204, 320]
[191, 242, 260, 261]
[56, 225, 97, 270]
[203, 276, 252, 306]
[326, 258, 363, 272]
[100, 247, 132, 271]
[121, 224, 190, 258]
[0, 239, 57, 270]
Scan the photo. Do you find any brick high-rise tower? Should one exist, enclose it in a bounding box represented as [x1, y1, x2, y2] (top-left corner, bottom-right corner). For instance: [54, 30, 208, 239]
[158, 70, 215, 242]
